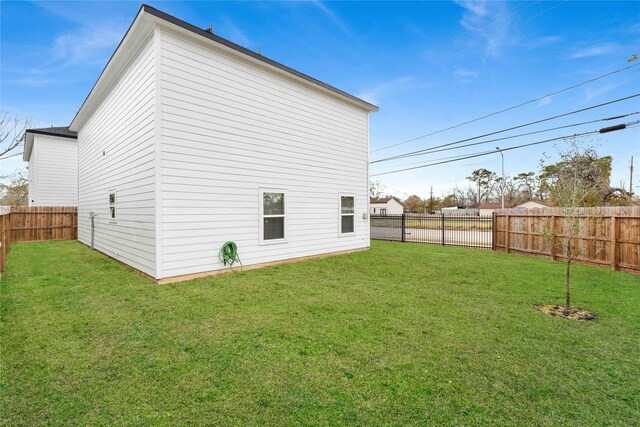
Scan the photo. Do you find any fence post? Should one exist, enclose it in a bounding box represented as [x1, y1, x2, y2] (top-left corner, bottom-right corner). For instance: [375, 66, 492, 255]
[504, 212, 510, 254]
[550, 215, 556, 260]
[611, 214, 618, 271]
[491, 212, 495, 251]
[441, 213, 445, 246]
[401, 213, 406, 243]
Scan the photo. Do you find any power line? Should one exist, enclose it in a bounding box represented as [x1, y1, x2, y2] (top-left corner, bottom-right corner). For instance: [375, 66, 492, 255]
[371, 120, 640, 177]
[372, 111, 640, 164]
[371, 93, 640, 163]
[513, 0, 568, 26]
[371, 63, 640, 153]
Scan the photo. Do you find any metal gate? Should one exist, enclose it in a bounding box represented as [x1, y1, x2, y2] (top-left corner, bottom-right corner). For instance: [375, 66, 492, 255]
[370, 213, 494, 249]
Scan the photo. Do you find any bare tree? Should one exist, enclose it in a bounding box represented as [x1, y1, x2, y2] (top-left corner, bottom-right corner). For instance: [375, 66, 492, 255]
[542, 138, 607, 309]
[0, 169, 28, 206]
[369, 180, 386, 198]
[0, 113, 32, 161]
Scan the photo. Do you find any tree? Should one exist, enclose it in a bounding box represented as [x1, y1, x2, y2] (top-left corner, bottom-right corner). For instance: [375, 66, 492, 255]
[540, 149, 611, 206]
[514, 172, 536, 201]
[542, 139, 607, 310]
[1, 113, 32, 161]
[466, 168, 497, 206]
[0, 170, 28, 206]
[404, 195, 424, 213]
[370, 180, 386, 198]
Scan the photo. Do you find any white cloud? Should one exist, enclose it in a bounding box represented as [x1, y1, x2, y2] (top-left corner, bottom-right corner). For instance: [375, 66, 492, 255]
[218, 17, 252, 47]
[356, 77, 429, 105]
[569, 43, 619, 59]
[537, 96, 552, 108]
[22, 22, 126, 77]
[454, 68, 478, 83]
[311, 1, 351, 34]
[455, 0, 513, 55]
[584, 83, 621, 102]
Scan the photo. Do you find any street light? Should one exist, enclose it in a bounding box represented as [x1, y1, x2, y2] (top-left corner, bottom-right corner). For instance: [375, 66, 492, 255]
[496, 147, 505, 209]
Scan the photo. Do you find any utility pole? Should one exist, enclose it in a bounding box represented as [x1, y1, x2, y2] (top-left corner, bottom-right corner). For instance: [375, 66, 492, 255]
[630, 156, 634, 196]
[430, 186, 434, 213]
[496, 147, 505, 209]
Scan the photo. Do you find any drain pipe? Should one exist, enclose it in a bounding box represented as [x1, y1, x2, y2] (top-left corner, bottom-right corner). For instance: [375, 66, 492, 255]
[89, 211, 98, 249]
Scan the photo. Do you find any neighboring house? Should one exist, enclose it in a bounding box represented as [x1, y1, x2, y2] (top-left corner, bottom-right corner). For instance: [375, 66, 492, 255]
[67, 5, 378, 283]
[23, 127, 78, 207]
[441, 206, 478, 215]
[479, 200, 555, 214]
[515, 200, 556, 209]
[370, 197, 404, 215]
[478, 202, 502, 216]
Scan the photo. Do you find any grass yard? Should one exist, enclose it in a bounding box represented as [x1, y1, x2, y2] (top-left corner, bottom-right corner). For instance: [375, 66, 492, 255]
[1, 240, 639, 425]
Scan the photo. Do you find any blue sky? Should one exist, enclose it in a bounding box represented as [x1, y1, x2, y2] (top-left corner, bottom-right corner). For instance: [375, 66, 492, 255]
[2, 1, 639, 197]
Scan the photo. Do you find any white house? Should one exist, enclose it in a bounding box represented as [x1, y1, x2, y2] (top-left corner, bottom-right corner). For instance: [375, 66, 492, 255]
[516, 200, 555, 209]
[23, 127, 78, 207]
[478, 202, 502, 216]
[370, 197, 404, 215]
[67, 5, 378, 283]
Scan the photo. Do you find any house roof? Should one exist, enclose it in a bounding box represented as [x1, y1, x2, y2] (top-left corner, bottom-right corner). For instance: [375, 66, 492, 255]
[516, 200, 557, 208]
[370, 197, 405, 206]
[23, 127, 77, 161]
[70, 4, 378, 131]
[370, 197, 392, 204]
[26, 127, 77, 139]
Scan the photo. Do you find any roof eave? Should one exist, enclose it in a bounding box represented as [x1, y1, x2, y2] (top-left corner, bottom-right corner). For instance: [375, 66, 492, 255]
[23, 133, 34, 161]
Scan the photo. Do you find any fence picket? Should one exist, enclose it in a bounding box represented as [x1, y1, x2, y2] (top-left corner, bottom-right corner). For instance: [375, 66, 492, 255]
[494, 206, 639, 274]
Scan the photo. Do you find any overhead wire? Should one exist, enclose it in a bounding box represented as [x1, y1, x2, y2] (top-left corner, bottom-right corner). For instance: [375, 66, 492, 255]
[372, 111, 640, 164]
[371, 120, 640, 177]
[371, 93, 640, 163]
[371, 63, 640, 153]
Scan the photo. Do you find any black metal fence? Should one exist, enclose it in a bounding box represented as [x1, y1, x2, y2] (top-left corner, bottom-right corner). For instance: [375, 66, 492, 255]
[370, 214, 494, 249]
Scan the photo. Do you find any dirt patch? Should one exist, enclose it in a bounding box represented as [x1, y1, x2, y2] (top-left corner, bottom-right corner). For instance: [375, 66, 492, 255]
[534, 304, 596, 321]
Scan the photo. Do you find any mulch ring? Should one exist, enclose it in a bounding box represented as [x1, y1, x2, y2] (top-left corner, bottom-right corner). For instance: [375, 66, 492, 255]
[534, 304, 596, 321]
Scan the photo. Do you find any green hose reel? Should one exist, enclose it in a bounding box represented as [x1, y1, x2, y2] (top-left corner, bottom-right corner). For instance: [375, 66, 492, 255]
[219, 241, 242, 269]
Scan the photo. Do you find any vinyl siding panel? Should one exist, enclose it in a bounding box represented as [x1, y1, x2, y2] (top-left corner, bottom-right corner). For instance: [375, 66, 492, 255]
[158, 28, 370, 279]
[27, 144, 38, 205]
[77, 35, 157, 277]
[28, 134, 78, 206]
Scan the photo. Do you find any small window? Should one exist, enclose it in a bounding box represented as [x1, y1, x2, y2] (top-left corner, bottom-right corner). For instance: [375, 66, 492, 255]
[261, 189, 286, 243]
[380, 208, 387, 216]
[340, 195, 355, 234]
[109, 191, 117, 221]
[373, 207, 376, 213]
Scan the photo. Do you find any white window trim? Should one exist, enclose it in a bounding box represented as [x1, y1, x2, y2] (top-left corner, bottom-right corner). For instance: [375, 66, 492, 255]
[259, 188, 288, 245]
[339, 193, 356, 236]
[108, 190, 117, 223]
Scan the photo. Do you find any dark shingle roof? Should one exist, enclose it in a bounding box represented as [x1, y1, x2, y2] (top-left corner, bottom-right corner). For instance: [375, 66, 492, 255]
[26, 126, 77, 139]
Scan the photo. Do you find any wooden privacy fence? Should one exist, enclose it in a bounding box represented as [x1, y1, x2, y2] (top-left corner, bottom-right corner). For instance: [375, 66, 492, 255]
[494, 206, 640, 274]
[0, 206, 78, 273]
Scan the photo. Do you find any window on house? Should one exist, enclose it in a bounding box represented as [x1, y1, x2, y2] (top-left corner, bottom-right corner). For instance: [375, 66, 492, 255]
[109, 191, 117, 221]
[381, 208, 387, 216]
[340, 195, 355, 234]
[261, 190, 285, 241]
[373, 207, 376, 213]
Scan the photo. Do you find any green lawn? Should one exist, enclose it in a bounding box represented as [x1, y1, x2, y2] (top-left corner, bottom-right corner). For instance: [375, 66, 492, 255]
[1, 240, 639, 426]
